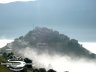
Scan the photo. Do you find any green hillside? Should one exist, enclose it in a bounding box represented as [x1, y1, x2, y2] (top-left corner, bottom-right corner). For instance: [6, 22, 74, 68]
[0, 55, 56, 72]
[0, 56, 12, 72]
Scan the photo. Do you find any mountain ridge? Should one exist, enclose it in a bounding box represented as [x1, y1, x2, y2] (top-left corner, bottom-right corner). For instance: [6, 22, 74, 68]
[1, 27, 96, 60]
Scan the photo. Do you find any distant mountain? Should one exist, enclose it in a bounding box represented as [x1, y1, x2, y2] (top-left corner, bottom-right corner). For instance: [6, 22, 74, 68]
[1, 27, 96, 60]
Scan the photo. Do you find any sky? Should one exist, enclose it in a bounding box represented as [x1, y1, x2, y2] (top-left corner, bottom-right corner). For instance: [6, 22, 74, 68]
[0, 0, 35, 3]
[0, 0, 96, 42]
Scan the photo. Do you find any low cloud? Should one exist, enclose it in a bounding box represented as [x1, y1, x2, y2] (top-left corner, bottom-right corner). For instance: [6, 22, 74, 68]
[18, 47, 96, 72]
[0, 39, 13, 48]
[1, 27, 96, 72]
[0, 0, 37, 4]
[79, 42, 96, 54]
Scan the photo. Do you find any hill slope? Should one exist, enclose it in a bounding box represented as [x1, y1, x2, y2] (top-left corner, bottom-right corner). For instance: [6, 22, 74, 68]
[1, 27, 96, 60]
[0, 56, 12, 72]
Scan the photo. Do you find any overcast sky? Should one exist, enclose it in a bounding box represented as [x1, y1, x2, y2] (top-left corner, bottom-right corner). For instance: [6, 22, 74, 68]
[0, 0, 35, 3]
[0, 0, 96, 42]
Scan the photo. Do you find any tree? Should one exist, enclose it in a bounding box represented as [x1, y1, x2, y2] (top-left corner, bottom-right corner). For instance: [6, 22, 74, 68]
[47, 69, 56, 72]
[3, 52, 7, 59]
[24, 58, 32, 68]
[33, 69, 39, 72]
[7, 52, 14, 59]
[39, 68, 46, 72]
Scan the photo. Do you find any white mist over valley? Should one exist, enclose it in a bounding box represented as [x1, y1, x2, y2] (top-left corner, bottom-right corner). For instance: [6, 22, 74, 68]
[18, 47, 96, 72]
[1, 28, 96, 72]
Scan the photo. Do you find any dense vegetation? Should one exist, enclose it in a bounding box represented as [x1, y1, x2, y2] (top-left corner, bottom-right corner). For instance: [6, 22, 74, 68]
[0, 52, 57, 72]
[0, 56, 13, 72]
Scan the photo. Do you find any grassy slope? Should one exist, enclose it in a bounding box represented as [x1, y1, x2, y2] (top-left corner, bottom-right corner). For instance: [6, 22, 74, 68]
[0, 56, 12, 72]
[0, 56, 33, 72]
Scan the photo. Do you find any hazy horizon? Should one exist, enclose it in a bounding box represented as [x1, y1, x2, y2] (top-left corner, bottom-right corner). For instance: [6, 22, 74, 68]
[0, 0, 96, 42]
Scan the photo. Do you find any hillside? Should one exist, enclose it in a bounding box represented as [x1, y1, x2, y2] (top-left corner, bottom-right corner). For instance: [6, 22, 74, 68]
[0, 56, 12, 72]
[0, 54, 56, 72]
[1, 27, 96, 60]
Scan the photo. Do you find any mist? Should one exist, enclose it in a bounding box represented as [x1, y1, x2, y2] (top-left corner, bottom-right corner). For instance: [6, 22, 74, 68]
[0, 39, 14, 48]
[18, 47, 96, 72]
[1, 27, 96, 72]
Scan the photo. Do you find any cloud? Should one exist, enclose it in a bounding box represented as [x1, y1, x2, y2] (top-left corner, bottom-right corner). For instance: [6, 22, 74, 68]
[79, 42, 96, 54]
[1, 27, 96, 72]
[0, 39, 13, 48]
[18, 47, 96, 72]
[0, 0, 37, 3]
